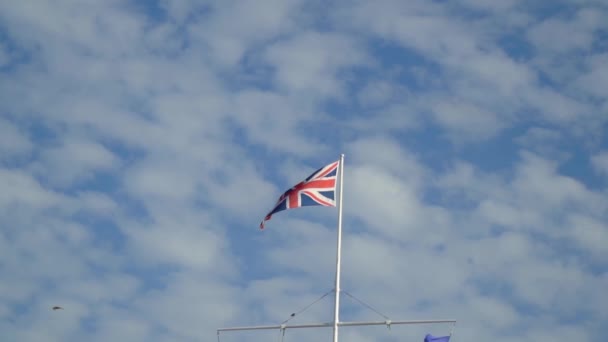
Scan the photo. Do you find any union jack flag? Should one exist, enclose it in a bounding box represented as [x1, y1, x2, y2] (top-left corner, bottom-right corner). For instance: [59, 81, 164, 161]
[260, 160, 339, 229]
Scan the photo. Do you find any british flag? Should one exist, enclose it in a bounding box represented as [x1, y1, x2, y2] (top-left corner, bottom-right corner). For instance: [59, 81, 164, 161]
[260, 160, 340, 229]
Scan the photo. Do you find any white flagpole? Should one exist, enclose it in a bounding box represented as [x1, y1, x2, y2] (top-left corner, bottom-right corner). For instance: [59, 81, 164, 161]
[333, 154, 345, 342]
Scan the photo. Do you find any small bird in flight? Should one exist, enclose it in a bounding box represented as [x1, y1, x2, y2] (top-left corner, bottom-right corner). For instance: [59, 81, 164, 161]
[52, 306, 63, 311]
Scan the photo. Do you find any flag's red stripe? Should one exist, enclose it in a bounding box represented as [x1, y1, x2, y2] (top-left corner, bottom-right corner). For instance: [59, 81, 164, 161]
[288, 179, 336, 208]
[315, 162, 339, 178]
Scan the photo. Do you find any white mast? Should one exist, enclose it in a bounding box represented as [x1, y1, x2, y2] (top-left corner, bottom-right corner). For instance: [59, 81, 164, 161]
[332, 153, 345, 342]
[217, 153, 456, 340]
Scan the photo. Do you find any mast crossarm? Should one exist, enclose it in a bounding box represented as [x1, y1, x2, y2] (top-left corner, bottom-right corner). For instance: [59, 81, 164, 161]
[217, 319, 456, 333]
[217, 322, 332, 332]
[339, 319, 456, 327]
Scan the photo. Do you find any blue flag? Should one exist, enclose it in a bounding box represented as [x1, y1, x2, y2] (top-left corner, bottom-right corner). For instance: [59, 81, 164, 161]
[424, 334, 450, 342]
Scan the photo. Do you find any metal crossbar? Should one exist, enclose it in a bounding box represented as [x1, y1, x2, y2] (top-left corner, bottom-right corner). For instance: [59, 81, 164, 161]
[217, 319, 457, 332]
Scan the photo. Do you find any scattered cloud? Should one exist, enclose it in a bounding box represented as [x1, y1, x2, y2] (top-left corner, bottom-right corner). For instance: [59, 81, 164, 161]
[591, 151, 608, 175]
[0, 1, 606, 341]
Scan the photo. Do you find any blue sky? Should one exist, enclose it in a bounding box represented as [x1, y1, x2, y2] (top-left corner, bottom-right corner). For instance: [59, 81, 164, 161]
[0, 0, 607, 341]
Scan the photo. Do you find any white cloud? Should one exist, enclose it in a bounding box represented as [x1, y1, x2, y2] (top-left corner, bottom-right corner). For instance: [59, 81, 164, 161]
[124, 158, 200, 201]
[133, 274, 242, 340]
[514, 127, 568, 160]
[0, 41, 10, 67]
[335, 1, 608, 140]
[159, 0, 206, 23]
[263, 31, 370, 97]
[527, 15, 595, 54]
[59, 274, 140, 303]
[568, 214, 608, 260]
[346, 103, 421, 134]
[356, 80, 399, 107]
[576, 53, 608, 99]
[523, 87, 589, 124]
[125, 221, 227, 270]
[87, 314, 152, 342]
[431, 99, 505, 141]
[342, 139, 453, 245]
[475, 198, 541, 229]
[74, 191, 118, 215]
[346, 137, 426, 185]
[348, 166, 427, 235]
[34, 138, 119, 188]
[0, 118, 32, 160]
[0, 0, 606, 341]
[512, 152, 604, 214]
[230, 90, 328, 156]
[591, 151, 608, 175]
[469, 296, 518, 329]
[457, 0, 519, 12]
[0, 168, 64, 209]
[189, 0, 302, 67]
